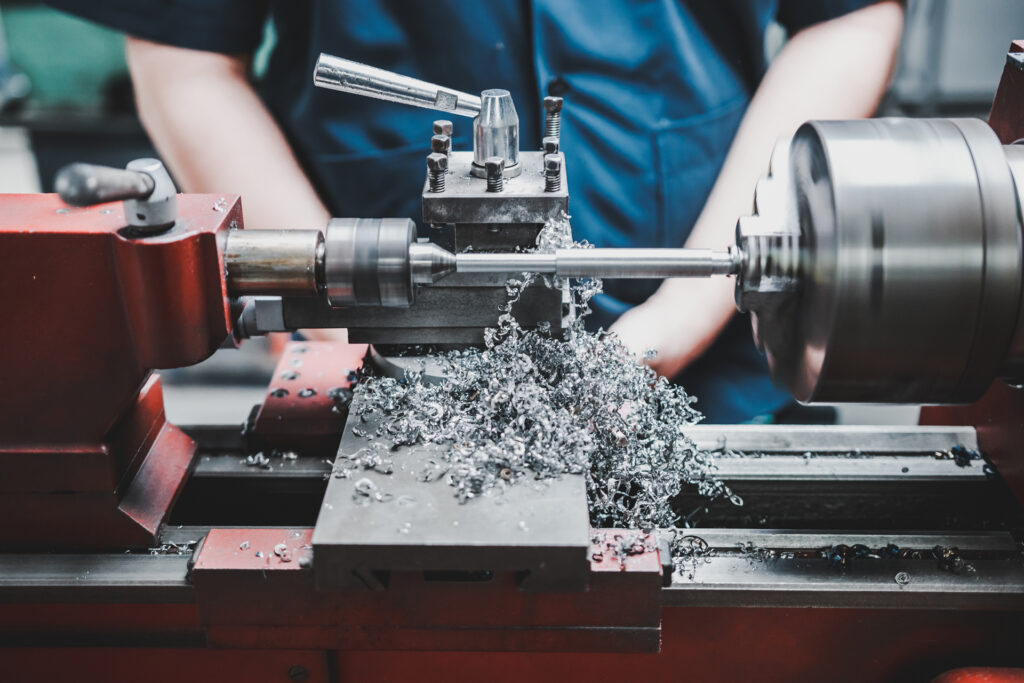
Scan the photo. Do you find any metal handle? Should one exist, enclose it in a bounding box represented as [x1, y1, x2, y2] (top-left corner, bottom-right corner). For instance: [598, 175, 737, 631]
[314, 53, 482, 118]
[54, 158, 178, 233]
[54, 163, 154, 207]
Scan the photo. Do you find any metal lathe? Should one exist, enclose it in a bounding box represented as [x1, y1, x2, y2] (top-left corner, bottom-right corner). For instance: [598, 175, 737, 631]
[2, 45, 1024, 683]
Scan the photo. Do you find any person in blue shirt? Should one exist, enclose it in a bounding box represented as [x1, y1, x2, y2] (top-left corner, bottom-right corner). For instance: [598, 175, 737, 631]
[50, 0, 903, 423]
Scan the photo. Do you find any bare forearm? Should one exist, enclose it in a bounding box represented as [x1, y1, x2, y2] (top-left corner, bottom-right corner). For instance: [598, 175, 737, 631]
[682, 0, 904, 253]
[126, 37, 329, 230]
[612, 2, 903, 375]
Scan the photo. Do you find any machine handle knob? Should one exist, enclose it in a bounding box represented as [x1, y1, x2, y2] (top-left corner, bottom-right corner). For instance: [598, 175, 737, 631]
[55, 162, 155, 206]
[313, 53, 482, 118]
[54, 159, 178, 233]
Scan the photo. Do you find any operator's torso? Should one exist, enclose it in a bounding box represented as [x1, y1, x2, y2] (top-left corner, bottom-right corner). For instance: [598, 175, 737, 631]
[259, 0, 789, 422]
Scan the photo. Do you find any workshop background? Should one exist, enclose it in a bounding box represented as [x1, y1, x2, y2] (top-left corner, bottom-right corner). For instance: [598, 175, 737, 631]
[0, 0, 1021, 426]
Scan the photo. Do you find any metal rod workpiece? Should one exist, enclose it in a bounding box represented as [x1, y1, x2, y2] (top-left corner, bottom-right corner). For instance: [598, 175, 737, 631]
[314, 53, 482, 117]
[456, 248, 739, 278]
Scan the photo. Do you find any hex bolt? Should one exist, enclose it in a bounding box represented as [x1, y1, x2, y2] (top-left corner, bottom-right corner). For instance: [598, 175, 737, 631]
[543, 96, 563, 139]
[430, 134, 451, 157]
[485, 156, 505, 192]
[544, 153, 562, 192]
[542, 136, 560, 155]
[426, 152, 448, 192]
[433, 119, 453, 137]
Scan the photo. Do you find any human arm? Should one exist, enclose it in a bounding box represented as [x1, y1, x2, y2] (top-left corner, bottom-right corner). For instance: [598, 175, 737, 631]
[609, 1, 904, 378]
[126, 37, 344, 341]
[125, 37, 330, 230]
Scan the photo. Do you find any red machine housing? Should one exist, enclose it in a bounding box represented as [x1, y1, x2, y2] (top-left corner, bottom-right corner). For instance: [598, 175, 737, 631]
[0, 194, 237, 548]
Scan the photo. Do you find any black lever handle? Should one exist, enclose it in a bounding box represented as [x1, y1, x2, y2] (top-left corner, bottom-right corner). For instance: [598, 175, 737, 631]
[54, 162, 155, 207]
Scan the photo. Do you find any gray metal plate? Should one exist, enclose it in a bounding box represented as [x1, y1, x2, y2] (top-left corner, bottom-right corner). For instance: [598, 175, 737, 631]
[312, 405, 591, 592]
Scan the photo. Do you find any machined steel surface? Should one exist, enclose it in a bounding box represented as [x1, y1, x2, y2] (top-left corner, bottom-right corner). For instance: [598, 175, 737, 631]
[325, 217, 418, 307]
[254, 283, 567, 344]
[711, 456, 982, 483]
[311, 407, 591, 592]
[663, 528, 1024, 610]
[313, 53, 482, 117]
[188, 426, 991, 498]
[0, 554, 193, 604]
[685, 424, 978, 454]
[472, 90, 520, 177]
[664, 554, 1024, 610]
[224, 228, 324, 296]
[408, 240, 457, 285]
[662, 527, 1024, 611]
[739, 118, 1024, 403]
[660, 529, 1017, 553]
[421, 151, 566, 225]
[456, 247, 738, 278]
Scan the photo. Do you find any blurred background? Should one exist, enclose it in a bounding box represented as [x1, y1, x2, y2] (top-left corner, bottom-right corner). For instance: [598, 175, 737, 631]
[1, 0, 1022, 425]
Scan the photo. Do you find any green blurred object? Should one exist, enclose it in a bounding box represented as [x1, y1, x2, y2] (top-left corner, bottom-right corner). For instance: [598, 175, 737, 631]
[2, 3, 276, 111]
[3, 4, 127, 109]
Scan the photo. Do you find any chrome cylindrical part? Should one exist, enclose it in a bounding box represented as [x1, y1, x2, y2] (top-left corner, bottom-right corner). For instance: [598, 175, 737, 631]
[554, 248, 737, 277]
[313, 53, 481, 117]
[224, 229, 324, 296]
[455, 248, 738, 278]
[324, 218, 418, 307]
[744, 118, 1024, 404]
[457, 253, 557, 274]
[471, 89, 520, 178]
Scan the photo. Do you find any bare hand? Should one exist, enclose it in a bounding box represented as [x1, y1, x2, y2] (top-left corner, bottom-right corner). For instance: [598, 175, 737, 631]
[608, 277, 736, 379]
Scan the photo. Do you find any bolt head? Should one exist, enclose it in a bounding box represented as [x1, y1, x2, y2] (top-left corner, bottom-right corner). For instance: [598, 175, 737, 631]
[484, 156, 505, 177]
[543, 96, 563, 114]
[433, 119, 453, 136]
[430, 134, 450, 154]
[544, 153, 562, 173]
[426, 152, 448, 172]
[542, 136, 560, 154]
[287, 665, 310, 682]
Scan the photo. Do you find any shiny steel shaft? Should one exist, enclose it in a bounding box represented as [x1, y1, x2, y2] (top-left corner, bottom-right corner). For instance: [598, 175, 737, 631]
[456, 248, 739, 278]
[314, 53, 482, 117]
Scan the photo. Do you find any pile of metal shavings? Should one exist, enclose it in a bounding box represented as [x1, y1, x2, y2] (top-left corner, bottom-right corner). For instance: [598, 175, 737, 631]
[340, 213, 740, 540]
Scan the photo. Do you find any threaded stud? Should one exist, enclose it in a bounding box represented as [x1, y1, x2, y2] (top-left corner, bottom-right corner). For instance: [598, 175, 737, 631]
[544, 153, 562, 192]
[426, 152, 447, 192]
[485, 156, 505, 192]
[543, 96, 563, 140]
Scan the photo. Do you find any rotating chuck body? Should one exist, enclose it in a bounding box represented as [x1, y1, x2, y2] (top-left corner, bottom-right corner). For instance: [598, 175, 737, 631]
[738, 118, 1024, 404]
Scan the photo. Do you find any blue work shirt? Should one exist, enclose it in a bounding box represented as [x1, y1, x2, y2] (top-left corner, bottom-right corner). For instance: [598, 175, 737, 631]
[51, 0, 876, 423]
